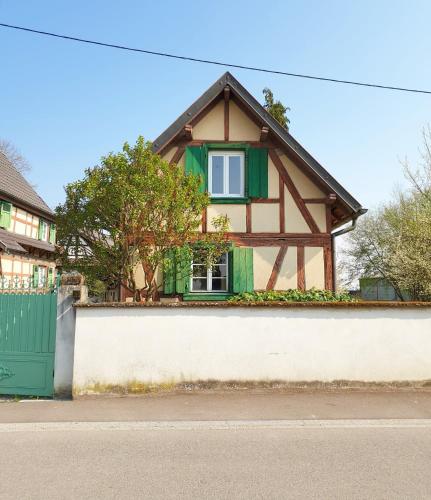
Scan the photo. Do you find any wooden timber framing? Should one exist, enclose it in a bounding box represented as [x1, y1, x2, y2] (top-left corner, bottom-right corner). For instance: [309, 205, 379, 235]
[224, 86, 230, 141]
[269, 149, 320, 234]
[266, 245, 288, 290]
[297, 246, 305, 290]
[169, 146, 185, 166]
[324, 243, 333, 291]
[260, 126, 269, 142]
[246, 203, 252, 233]
[250, 198, 280, 203]
[201, 207, 207, 233]
[279, 173, 285, 233]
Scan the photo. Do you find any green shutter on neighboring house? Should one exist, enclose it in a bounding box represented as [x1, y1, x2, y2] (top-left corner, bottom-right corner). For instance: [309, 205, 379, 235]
[232, 247, 254, 293]
[163, 250, 176, 294]
[185, 146, 207, 193]
[247, 148, 268, 198]
[32, 265, 39, 288]
[38, 220, 46, 240]
[0, 201, 12, 229]
[48, 268, 54, 287]
[49, 223, 56, 244]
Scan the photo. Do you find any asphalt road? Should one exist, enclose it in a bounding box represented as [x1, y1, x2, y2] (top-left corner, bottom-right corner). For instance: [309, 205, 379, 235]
[1, 421, 431, 500]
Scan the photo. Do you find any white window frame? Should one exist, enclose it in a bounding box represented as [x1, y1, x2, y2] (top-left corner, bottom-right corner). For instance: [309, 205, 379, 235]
[38, 265, 47, 288]
[190, 253, 229, 292]
[208, 151, 245, 198]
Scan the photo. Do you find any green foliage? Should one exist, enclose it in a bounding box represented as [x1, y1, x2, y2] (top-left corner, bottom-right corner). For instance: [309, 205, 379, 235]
[56, 136, 229, 300]
[262, 87, 290, 130]
[342, 127, 431, 301]
[229, 288, 355, 303]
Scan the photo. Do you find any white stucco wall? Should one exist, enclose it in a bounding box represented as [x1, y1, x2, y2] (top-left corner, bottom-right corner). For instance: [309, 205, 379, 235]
[73, 306, 431, 393]
[54, 287, 77, 396]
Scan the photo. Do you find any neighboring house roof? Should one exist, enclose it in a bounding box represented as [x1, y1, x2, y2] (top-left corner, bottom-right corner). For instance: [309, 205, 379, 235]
[0, 227, 55, 254]
[0, 151, 54, 219]
[153, 71, 364, 217]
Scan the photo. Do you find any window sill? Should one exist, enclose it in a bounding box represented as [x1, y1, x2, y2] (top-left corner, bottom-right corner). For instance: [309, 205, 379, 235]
[210, 197, 250, 205]
[183, 293, 234, 301]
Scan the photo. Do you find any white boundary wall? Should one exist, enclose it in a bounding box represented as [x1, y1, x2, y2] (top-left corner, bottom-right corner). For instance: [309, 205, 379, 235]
[73, 306, 431, 392]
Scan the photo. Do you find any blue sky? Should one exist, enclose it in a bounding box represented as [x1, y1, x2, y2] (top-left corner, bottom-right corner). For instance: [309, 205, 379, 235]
[1, 0, 430, 211]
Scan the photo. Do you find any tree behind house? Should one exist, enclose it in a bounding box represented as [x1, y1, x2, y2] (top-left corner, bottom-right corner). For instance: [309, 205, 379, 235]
[262, 88, 290, 130]
[56, 136, 229, 301]
[341, 127, 431, 301]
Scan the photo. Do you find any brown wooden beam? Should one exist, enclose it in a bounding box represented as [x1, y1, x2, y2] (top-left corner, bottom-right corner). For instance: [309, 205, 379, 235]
[169, 146, 185, 166]
[269, 149, 320, 234]
[324, 243, 333, 291]
[201, 207, 207, 233]
[260, 126, 269, 142]
[266, 246, 287, 290]
[326, 204, 332, 233]
[246, 203, 252, 233]
[183, 124, 192, 141]
[297, 246, 305, 290]
[303, 194, 337, 204]
[279, 174, 285, 233]
[224, 86, 230, 141]
[250, 198, 280, 204]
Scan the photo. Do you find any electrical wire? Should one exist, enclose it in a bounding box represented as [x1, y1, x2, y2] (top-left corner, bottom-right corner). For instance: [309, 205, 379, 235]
[1, 22, 430, 95]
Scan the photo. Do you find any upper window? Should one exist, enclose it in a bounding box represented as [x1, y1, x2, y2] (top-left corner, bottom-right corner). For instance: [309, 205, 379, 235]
[191, 253, 228, 292]
[208, 151, 244, 198]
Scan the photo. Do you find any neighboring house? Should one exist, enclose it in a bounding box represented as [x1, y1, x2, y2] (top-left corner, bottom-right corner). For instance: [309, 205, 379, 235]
[0, 152, 56, 288]
[148, 72, 366, 301]
[359, 278, 410, 301]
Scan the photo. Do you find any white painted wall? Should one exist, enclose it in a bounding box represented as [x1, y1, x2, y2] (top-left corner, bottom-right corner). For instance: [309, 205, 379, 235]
[54, 287, 76, 396]
[73, 306, 431, 393]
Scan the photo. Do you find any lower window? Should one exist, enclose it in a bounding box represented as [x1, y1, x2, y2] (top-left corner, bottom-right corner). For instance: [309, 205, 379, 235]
[191, 253, 228, 292]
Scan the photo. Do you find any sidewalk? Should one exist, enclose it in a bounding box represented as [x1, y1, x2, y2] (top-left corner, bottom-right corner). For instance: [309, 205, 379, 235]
[1, 389, 431, 423]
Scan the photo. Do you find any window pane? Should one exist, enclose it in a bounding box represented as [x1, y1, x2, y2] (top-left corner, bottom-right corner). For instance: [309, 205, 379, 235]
[212, 265, 227, 278]
[192, 278, 208, 291]
[228, 156, 241, 195]
[211, 156, 224, 194]
[217, 253, 228, 265]
[211, 278, 227, 291]
[192, 265, 206, 277]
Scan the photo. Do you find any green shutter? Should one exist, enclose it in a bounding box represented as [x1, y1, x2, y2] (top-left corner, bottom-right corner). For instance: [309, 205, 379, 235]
[49, 223, 56, 244]
[175, 252, 191, 294]
[0, 201, 12, 229]
[48, 268, 54, 287]
[247, 148, 268, 198]
[163, 250, 175, 294]
[185, 146, 207, 193]
[38, 220, 46, 240]
[32, 265, 39, 288]
[232, 247, 254, 293]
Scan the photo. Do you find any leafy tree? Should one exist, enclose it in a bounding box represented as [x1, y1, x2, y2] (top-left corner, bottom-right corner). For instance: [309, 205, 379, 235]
[262, 88, 290, 129]
[56, 136, 229, 301]
[341, 128, 431, 300]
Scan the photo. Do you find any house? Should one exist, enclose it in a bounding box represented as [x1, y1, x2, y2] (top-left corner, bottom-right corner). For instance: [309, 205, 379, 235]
[359, 278, 410, 301]
[0, 152, 56, 288]
[150, 72, 365, 300]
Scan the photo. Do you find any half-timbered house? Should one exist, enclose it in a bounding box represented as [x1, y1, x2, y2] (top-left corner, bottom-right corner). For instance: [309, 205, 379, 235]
[0, 152, 56, 287]
[152, 72, 365, 300]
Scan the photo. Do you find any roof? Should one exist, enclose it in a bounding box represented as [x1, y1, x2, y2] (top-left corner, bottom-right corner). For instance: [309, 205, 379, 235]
[153, 72, 364, 215]
[0, 227, 55, 254]
[0, 151, 54, 218]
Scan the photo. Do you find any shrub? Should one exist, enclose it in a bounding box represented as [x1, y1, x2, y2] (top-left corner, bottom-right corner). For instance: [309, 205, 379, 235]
[228, 288, 355, 303]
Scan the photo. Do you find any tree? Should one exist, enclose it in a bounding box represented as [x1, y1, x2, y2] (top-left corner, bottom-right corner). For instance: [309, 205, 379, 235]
[262, 88, 290, 130]
[0, 139, 30, 174]
[56, 136, 229, 300]
[341, 128, 431, 300]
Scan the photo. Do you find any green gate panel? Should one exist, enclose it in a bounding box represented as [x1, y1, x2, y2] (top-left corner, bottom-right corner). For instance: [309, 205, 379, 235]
[0, 290, 57, 397]
[0, 353, 54, 397]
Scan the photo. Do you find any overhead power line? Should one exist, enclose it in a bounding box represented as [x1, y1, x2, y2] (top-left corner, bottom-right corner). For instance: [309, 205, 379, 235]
[1, 22, 430, 95]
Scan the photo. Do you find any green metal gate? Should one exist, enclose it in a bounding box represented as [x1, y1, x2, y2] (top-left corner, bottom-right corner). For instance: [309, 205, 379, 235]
[0, 281, 57, 397]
